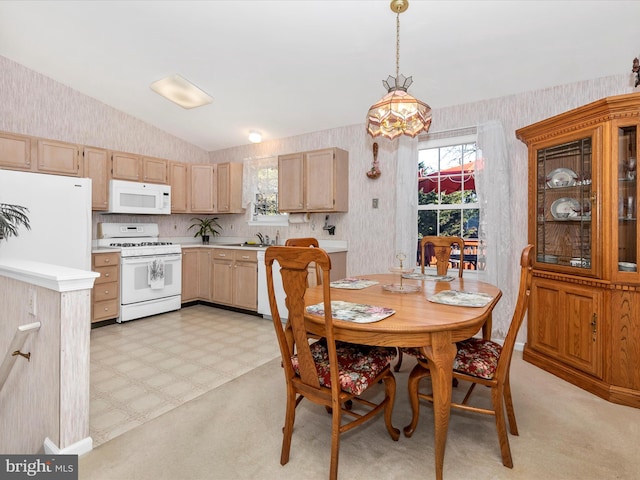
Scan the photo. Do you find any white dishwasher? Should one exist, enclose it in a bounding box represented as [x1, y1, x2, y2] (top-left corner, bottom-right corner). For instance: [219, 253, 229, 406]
[257, 251, 289, 319]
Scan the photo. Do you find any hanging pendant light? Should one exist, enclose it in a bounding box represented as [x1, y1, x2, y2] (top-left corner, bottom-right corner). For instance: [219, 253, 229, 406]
[366, 0, 432, 139]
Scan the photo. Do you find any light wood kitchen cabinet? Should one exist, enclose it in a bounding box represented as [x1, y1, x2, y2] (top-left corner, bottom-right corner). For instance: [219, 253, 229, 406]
[83, 146, 109, 210]
[181, 248, 212, 303]
[307, 251, 347, 288]
[0, 131, 32, 170]
[169, 161, 189, 213]
[92, 252, 120, 323]
[181, 248, 199, 302]
[278, 147, 349, 212]
[211, 249, 234, 305]
[516, 92, 640, 408]
[197, 250, 212, 301]
[37, 138, 81, 176]
[215, 162, 244, 213]
[232, 250, 258, 310]
[210, 248, 257, 311]
[142, 156, 168, 184]
[111, 151, 141, 181]
[190, 164, 216, 213]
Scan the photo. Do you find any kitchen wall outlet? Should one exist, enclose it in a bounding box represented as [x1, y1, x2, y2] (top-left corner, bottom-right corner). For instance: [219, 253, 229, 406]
[28, 288, 37, 316]
[372, 198, 379, 208]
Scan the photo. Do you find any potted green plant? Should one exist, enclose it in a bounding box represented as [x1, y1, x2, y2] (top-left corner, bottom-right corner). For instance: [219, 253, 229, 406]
[188, 217, 221, 245]
[0, 203, 31, 241]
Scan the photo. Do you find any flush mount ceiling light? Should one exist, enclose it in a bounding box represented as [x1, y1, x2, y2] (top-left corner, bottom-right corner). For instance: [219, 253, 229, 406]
[248, 131, 262, 143]
[366, 0, 432, 139]
[150, 74, 213, 109]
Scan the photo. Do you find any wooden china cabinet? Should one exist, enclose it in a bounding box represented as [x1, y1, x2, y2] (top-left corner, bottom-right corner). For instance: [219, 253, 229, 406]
[516, 92, 640, 408]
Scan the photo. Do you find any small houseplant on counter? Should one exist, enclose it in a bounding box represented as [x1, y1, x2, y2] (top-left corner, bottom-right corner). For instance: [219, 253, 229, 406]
[188, 217, 221, 244]
[0, 203, 31, 241]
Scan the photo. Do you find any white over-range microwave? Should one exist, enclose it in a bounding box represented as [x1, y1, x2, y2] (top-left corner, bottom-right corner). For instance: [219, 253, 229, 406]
[108, 179, 171, 215]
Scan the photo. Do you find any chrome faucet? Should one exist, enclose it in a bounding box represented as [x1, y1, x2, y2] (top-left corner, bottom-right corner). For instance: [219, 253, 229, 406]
[256, 232, 265, 244]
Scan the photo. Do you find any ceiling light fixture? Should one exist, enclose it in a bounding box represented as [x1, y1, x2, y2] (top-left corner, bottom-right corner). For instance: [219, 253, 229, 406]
[366, 0, 432, 140]
[150, 74, 213, 109]
[248, 131, 262, 143]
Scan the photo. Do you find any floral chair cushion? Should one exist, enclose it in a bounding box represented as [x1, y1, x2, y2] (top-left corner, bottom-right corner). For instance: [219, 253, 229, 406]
[453, 338, 502, 380]
[401, 338, 502, 380]
[291, 340, 396, 396]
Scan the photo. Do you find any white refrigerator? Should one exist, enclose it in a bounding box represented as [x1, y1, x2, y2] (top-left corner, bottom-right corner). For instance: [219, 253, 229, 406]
[0, 170, 92, 271]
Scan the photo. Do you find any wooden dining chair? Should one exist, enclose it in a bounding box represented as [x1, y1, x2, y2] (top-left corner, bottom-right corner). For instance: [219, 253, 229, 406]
[394, 235, 467, 372]
[265, 246, 400, 480]
[284, 237, 322, 286]
[420, 235, 465, 277]
[403, 244, 534, 469]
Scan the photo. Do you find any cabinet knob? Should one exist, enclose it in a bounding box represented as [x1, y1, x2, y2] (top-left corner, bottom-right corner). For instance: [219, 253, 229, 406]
[104, 290, 109, 294]
[104, 307, 109, 311]
[105, 273, 110, 278]
[105, 258, 110, 263]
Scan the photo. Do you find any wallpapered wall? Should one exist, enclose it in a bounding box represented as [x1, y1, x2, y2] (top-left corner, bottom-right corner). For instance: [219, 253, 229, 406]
[1, 53, 637, 339]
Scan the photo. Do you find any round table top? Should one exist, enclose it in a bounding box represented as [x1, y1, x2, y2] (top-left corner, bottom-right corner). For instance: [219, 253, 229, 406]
[303, 273, 502, 347]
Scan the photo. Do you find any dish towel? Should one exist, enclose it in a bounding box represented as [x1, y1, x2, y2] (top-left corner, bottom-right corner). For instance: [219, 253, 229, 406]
[148, 258, 165, 290]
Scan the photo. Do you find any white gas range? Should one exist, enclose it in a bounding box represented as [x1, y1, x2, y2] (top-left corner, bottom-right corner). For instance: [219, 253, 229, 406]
[97, 223, 182, 322]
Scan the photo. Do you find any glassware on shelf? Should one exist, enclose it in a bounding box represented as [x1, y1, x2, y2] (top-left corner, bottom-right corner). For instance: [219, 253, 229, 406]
[383, 253, 421, 293]
[627, 156, 636, 180]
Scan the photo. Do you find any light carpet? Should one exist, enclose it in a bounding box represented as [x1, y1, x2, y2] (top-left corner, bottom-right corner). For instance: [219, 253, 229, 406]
[80, 351, 639, 480]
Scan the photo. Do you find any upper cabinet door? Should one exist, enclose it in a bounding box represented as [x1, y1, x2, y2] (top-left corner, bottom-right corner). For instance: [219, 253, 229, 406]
[0, 131, 32, 171]
[190, 164, 216, 213]
[169, 162, 189, 213]
[83, 146, 109, 210]
[612, 120, 640, 282]
[529, 129, 600, 277]
[142, 156, 168, 184]
[215, 162, 244, 213]
[37, 139, 81, 176]
[111, 151, 142, 181]
[278, 153, 304, 211]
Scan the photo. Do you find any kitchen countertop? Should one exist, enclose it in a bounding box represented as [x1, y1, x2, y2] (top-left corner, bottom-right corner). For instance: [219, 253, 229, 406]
[92, 238, 348, 254]
[178, 242, 348, 254]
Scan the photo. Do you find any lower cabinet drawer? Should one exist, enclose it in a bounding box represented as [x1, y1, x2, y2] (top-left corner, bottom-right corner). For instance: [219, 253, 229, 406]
[94, 265, 119, 284]
[93, 299, 119, 322]
[93, 281, 118, 302]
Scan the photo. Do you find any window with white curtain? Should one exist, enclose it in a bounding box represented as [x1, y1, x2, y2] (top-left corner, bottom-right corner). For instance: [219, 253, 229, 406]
[417, 129, 483, 271]
[243, 156, 288, 226]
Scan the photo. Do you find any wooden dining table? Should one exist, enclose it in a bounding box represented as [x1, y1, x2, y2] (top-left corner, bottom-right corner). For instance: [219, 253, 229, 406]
[303, 273, 502, 480]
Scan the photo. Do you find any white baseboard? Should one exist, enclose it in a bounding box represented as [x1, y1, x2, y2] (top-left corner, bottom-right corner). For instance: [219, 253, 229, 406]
[514, 341, 525, 352]
[44, 436, 93, 456]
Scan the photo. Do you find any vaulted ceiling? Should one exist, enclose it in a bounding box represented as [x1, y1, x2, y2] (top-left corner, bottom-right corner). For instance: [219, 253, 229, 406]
[1, 1, 638, 151]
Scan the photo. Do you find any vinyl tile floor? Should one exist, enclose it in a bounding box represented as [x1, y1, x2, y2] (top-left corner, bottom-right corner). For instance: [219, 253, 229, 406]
[89, 305, 280, 447]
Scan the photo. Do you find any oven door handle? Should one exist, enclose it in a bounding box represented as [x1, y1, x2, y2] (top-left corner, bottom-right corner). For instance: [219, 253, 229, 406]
[121, 254, 182, 264]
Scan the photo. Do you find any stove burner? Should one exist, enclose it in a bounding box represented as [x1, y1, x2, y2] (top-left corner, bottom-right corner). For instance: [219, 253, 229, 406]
[110, 241, 173, 247]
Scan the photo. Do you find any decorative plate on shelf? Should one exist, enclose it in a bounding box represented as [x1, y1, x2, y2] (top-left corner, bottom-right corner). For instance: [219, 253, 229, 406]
[618, 262, 637, 272]
[550, 197, 580, 219]
[546, 168, 578, 188]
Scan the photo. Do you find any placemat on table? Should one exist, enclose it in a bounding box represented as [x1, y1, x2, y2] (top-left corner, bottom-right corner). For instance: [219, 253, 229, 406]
[427, 290, 494, 307]
[306, 300, 395, 323]
[402, 272, 455, 282]
[329, 278, 379, 289]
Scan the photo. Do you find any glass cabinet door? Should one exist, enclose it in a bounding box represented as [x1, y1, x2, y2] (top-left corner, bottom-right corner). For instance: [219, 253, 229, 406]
[535, 136, 593, 271]
[617, 125, 637, 273]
